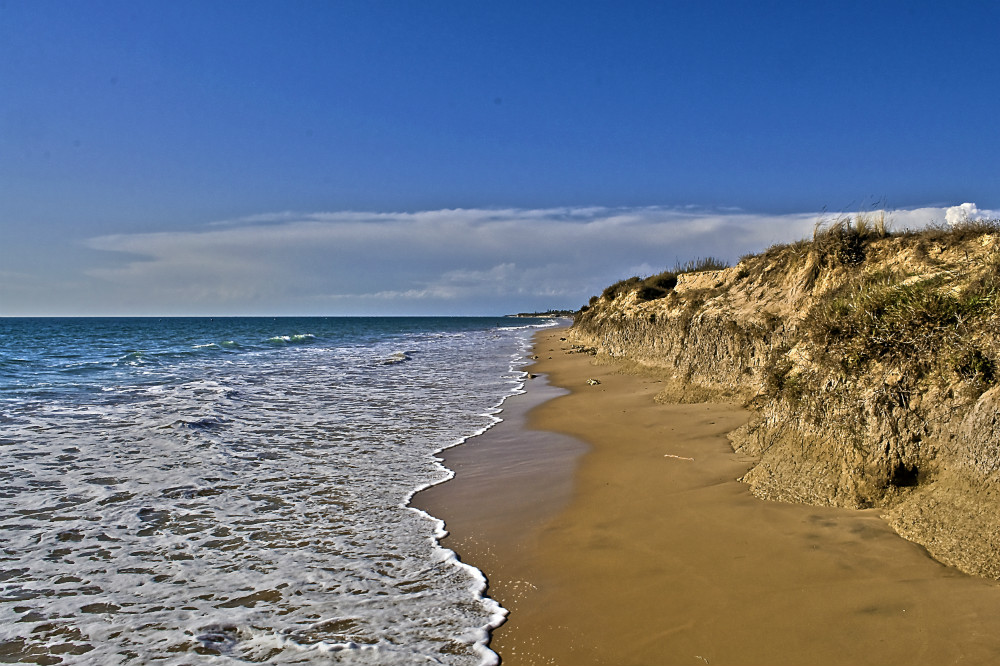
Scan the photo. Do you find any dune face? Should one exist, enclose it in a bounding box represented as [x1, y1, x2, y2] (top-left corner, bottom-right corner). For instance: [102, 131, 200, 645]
[572, 223, 1000, 578]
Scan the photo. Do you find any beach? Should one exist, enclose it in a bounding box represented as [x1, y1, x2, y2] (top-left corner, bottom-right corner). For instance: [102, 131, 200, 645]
[415, 327, 1000, 665]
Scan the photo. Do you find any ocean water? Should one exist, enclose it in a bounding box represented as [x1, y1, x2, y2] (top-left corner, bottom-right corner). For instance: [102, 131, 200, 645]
[0, 317, 553, 665]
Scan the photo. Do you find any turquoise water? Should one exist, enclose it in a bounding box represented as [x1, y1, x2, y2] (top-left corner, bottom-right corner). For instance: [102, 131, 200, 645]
[0, 317, 553, 664]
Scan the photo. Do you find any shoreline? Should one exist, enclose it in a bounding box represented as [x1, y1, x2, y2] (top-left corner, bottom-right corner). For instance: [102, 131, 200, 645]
[418, 327, 1000, 665]
[412, 346, 589, 661]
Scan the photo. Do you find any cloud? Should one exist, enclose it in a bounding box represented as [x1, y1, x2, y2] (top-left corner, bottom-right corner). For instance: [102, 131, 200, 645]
[81, 206, 821, 313]
[9, 203, 994, 315]
[945, 202, 990, 227]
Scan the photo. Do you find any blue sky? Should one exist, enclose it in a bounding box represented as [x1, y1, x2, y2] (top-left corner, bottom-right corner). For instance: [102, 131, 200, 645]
[2, 1, 999, 315]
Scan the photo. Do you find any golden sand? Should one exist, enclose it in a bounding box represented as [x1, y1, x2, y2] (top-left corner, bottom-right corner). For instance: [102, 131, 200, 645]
[414, 328, 1000, 665]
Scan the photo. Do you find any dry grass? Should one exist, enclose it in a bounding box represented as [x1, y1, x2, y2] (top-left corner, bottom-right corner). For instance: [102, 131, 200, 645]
[905, 218, 1000, 243]
[591, 257, 730, 304]
[637, 258, 731, 302]
[600, 276, 641, 301]
[802, 253, 1000, 389]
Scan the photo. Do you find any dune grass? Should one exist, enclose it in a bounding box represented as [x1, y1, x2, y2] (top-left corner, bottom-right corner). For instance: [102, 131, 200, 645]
[597, 256, 731, 304]
[584, 215, 1000, 393]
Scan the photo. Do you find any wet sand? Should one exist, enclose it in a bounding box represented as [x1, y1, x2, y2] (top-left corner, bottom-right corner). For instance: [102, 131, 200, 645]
[414, 327, 1000, 665]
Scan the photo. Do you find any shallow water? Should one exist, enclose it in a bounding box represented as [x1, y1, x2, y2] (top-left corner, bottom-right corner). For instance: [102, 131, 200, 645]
[0, 317, 551, 664]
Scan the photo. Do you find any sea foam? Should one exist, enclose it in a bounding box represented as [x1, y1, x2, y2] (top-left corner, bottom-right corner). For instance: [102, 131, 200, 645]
[0, 316, 555, 664]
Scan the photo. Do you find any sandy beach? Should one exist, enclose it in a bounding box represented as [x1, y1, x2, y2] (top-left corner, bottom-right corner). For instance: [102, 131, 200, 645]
[415, 327, 1000, 665]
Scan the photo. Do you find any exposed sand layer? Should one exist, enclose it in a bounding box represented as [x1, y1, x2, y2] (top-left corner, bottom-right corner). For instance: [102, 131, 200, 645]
[415, 328, 1000, 665]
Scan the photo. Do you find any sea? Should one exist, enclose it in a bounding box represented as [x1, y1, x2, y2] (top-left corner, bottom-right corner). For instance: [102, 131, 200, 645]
[0, 316, 556, 665]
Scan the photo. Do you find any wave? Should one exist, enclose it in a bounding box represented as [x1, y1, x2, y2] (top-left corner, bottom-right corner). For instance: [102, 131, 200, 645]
[192, 340, 241, 351]
[495, 319, 563, 332]
[113, 350, 153, 366]
[265, 334, 317, 345]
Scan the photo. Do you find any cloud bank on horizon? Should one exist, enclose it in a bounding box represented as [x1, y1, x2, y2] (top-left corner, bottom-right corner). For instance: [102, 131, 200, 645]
[3, 204, 995, 317]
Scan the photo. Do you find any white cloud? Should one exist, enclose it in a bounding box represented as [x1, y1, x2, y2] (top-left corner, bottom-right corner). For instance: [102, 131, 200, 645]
[81, 206, 820, 313]
[945, 202, 990, 227]
[6, 203, 995, 315]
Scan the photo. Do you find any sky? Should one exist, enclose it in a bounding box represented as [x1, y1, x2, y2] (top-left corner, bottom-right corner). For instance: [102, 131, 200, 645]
[2, 1, 999, 316]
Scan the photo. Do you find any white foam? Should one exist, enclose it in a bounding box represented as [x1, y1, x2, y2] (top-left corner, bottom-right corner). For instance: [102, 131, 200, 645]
[0, 321, 539, 664]
[267, 333, 317, 344]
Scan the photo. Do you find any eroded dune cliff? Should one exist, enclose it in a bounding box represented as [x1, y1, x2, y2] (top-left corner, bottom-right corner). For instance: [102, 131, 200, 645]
[569, 220, 1000, 578]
